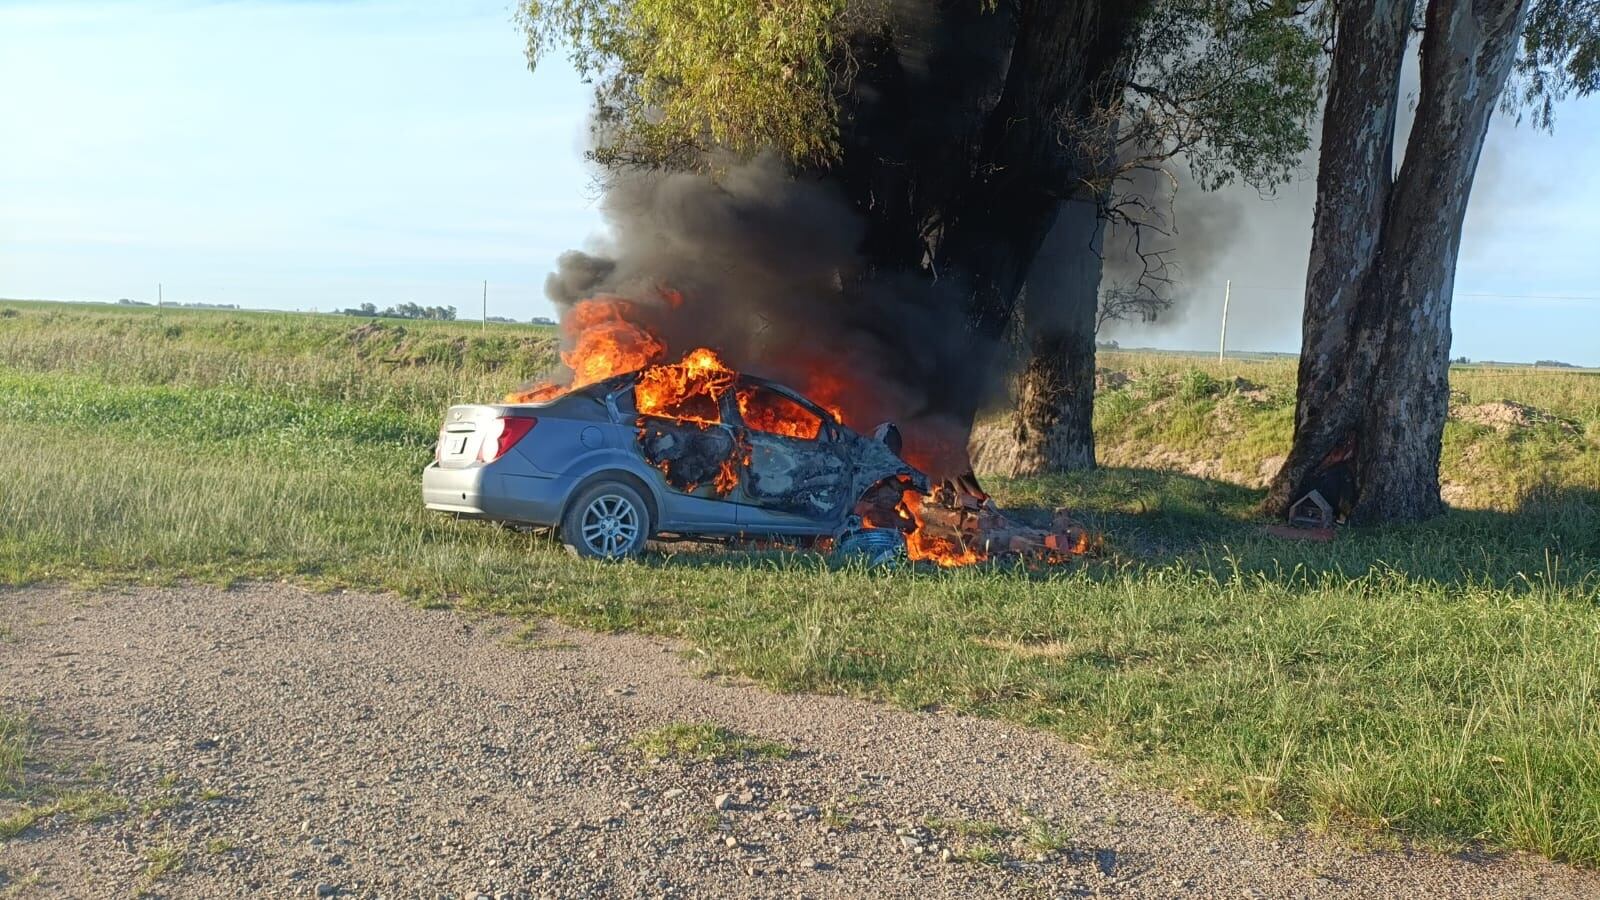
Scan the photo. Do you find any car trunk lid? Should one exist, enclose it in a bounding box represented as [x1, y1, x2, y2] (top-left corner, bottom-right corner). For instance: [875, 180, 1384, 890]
[435, 405, 509, 469]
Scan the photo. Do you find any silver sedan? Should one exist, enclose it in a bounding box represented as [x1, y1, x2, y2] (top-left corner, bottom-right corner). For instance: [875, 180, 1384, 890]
[423, 372, 925, 559]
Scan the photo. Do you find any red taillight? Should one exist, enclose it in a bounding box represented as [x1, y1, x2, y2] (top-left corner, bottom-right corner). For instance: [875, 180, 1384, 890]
[478, 416, 537, 463]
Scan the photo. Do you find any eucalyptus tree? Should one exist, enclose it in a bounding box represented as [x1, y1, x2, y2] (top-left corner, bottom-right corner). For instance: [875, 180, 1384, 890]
[1265, 0, 1600, 521]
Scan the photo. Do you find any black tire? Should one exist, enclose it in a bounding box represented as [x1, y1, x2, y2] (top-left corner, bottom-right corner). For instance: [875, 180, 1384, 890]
[561, 480, 652, 560]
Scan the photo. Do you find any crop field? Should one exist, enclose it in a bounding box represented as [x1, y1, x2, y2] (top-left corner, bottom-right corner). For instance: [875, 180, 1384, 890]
[2, 299, 1598, 865]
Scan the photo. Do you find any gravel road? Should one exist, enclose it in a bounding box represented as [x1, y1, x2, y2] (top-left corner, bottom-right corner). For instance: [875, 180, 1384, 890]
[2, 584, 1595, 899]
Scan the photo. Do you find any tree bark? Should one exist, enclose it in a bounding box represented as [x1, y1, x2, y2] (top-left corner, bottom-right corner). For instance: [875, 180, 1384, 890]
[1352, 0, 1531, 520]
[978, 199, 1103, 476]
[1263, 0, 1412, 516]
[1267, 0, 1530, 523]
[817, 1, 1143, 478]
[928, 1, 1142, 462]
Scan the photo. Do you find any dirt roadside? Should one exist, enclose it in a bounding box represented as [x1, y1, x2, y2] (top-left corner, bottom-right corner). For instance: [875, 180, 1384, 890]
[1, 584, 1594, 899]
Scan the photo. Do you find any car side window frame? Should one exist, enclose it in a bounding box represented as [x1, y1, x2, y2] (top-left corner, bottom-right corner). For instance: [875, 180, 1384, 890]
[604, 377, 637, 423]
[612, 373, 743, 433]
[733, 378, 832, 442]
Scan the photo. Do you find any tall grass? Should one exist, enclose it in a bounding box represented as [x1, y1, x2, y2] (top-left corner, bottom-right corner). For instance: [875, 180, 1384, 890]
[0, 300, 558, 417]
[3, 301, 1600, 864]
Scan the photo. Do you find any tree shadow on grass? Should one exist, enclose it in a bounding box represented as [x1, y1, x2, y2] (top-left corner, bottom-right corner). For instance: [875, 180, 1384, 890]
[985, 466, 1600, 592]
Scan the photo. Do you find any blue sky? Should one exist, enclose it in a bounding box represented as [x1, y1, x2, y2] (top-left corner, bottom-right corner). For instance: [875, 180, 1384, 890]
[2, 1, 1597, 364]
[0, 0, 601, 321]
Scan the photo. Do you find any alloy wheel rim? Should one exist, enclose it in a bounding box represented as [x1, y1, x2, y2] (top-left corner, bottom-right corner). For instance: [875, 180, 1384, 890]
[580, 494, 640, 557]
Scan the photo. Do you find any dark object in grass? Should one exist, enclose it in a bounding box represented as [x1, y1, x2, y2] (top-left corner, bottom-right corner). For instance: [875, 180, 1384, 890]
[835, 526, 907, 566]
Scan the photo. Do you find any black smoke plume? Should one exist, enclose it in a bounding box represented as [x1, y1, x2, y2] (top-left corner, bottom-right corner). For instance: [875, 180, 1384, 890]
[540, 157, 1000, 475]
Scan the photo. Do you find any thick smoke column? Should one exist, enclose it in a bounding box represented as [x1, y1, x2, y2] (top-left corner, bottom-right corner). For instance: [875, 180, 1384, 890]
[538, 156, 998, 475]
[1096, 164, 1316, 352]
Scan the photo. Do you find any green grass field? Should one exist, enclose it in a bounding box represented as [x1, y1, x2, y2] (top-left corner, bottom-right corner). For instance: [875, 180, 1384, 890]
[3, 299, 1598, 864]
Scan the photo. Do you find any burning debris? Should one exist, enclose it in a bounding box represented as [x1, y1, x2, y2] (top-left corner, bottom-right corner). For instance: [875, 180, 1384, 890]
[858, 477, 1096, 567]
[506, 293, 1096, 568]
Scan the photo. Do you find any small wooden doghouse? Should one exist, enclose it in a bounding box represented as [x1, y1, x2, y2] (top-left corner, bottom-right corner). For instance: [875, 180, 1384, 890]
[1288, 490, 1334, 530]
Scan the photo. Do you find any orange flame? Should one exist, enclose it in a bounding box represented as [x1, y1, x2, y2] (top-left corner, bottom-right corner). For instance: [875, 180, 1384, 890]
[509, 382, 568, 404]
[898, 490, 984, 568]
[634, 348, 746, 497]
[713, 457, 741, 494]
[795, 370, 850, 424]
[736, 385, 823, 440]
[636, 347, 735, 427]
[506, 296, 666, 403]
[566, 300, 665, 387]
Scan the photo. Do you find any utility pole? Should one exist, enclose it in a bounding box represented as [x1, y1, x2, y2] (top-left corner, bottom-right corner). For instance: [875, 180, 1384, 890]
[158, 282, 163, 312]
[1218, 279, 1231, 362]
[482, 280, 488, 333]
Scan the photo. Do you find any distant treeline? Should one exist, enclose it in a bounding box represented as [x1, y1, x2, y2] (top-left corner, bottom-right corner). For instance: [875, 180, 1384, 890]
[340, 302, 456, 321]
[1455, 355, 1580, 369]
[337, 305, 555, 326]
[117, 298, 239, 310]
[484, 316, 557, 325]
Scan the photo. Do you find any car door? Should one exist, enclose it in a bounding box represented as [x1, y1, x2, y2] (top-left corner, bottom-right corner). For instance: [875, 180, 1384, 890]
[614, 379, 746, 532]
[729, 379, 852, 532]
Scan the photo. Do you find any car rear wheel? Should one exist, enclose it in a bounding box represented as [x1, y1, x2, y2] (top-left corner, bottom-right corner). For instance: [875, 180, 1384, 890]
[562, 480, 652, 560]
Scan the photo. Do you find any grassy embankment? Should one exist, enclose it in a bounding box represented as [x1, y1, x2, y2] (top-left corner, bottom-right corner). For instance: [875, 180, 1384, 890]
[2, 299, 1598, 864]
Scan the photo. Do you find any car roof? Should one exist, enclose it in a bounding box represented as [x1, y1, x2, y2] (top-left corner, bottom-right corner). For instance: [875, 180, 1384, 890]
[579, 368, 838, 424]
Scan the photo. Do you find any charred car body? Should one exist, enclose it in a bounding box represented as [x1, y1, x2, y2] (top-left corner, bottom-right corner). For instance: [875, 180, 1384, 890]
[422, 371, 927, 559]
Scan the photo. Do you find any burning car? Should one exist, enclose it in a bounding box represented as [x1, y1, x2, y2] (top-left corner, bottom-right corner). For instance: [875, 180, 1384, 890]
[422, 348, 927, 559]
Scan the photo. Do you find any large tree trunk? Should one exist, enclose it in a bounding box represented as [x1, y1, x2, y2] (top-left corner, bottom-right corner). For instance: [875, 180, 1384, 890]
[976, 199, 1103, 476]
[934, 2, 1140, 340]
[930, 1, 1141, 454]
[825, 1, 1143, 476]
[1263, 0, 1412, 516]
[1267, 0, 1529, 523]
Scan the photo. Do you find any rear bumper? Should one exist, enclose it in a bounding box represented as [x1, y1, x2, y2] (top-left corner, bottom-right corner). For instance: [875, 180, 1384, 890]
[422, 463, 568, 526]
